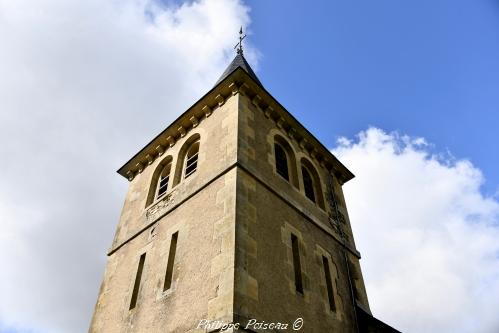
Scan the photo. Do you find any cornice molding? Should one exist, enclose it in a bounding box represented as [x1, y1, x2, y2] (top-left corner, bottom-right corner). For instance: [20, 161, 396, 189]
[117, 67, 354, 184]
[118, 79, 239, 181]
[235, 75, 354, 184]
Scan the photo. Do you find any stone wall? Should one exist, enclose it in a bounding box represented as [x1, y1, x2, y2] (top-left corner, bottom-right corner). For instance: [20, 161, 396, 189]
[89, 94, 240, 332]
[90, 80, 371, 332]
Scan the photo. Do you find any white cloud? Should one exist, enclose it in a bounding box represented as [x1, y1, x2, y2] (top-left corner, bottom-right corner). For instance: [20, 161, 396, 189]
[0, 0, 253, 332]
[2, 1, 497, 332]
[334, 127, 499, 333]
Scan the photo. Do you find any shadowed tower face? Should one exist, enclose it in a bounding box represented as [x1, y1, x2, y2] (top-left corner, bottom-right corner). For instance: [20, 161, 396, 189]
[89, 48, 377, 333]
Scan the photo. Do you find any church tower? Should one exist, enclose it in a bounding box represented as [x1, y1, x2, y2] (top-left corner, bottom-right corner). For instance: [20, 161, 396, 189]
[89, 41, 396, 332]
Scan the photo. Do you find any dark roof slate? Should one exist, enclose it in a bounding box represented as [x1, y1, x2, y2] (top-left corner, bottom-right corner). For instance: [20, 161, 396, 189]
[215, 53, 262, 87]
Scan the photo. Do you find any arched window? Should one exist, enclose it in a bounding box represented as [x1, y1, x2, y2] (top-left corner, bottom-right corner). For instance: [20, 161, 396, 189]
[157, 163, 172, 199]
[274, 143, 289, 181]
[146, 155, 173, 207]
[301, 158, 325, 209]
[302, 165, 316, 203]
[173, 134, 201, 187]
[184, 140, 199, 179]
[273, 135, 299, 188]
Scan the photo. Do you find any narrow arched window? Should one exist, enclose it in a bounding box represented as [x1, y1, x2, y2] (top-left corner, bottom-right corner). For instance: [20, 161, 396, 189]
[146, 155, 173, 207]
[302, 165, 316, 203]
[172, 134, 200, 187]
[273, 135, 299, 188]
[157, 163, 171, 199]
[274, 143, 289, 181]
[300, 158, 325, 209]
[184, 141, 199, 179]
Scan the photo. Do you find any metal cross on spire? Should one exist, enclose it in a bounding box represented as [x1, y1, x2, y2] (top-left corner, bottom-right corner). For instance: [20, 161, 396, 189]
[234, 27, 246, 55]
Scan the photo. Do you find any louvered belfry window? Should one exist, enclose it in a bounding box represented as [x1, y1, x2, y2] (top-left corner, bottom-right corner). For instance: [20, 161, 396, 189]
[302, 166, 316, 203]
[275, 143, 289, 181]
[184, 142, 199, 179]
[157, 163, 171, 199]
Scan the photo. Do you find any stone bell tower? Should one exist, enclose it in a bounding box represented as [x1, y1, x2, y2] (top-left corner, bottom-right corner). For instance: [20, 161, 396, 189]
[89, 40, 399, 333]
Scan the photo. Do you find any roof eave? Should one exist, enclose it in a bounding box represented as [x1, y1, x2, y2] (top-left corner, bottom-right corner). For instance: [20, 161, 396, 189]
[227, 68, 355, 183]
[117, 66, 355, 184]
[116, 69, 240, 178]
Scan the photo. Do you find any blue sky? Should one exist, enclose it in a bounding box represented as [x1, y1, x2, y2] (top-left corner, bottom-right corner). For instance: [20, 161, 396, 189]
[246, 0, 499, 196]
[0, 1, 498, 332]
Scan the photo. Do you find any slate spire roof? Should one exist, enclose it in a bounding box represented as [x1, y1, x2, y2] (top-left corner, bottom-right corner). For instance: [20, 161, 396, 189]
[215, 53, 262, 87]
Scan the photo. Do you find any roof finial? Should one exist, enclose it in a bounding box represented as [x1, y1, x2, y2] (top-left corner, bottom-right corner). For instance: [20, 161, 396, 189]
[234, 26, 246, 55]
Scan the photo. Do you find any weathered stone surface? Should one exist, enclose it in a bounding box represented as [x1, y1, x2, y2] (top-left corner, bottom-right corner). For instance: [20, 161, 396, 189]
[89, 61, 372, 333]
